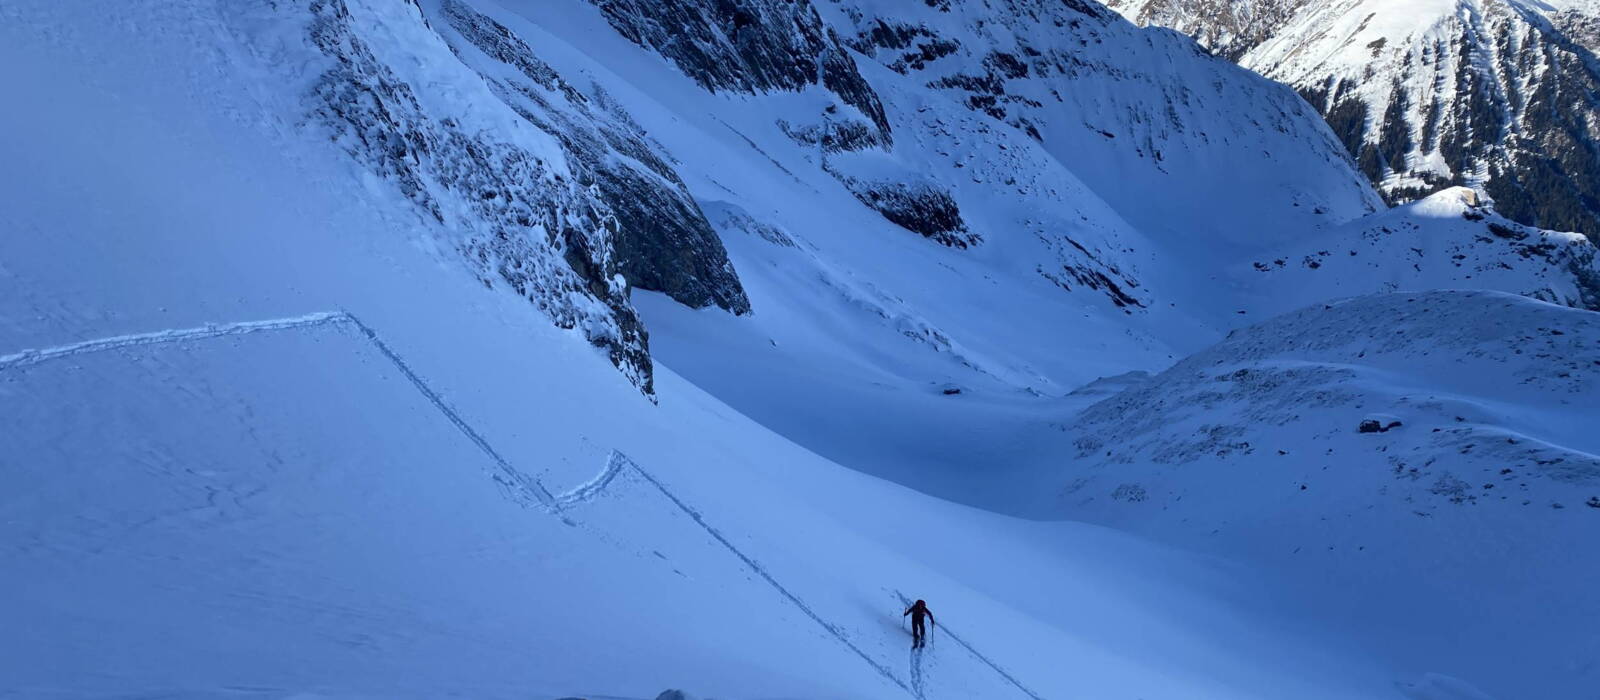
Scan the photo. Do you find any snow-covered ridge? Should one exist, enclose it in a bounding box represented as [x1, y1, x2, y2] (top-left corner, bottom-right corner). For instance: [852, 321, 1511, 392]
[1046, 289, 1600, 696]
[1112, 0, 1600, 241]
[828, 0, 1383, 249]
[1238, 187, 1600, 316]
[227, 0, 767, 394]
[1104, 0, 1309, 59]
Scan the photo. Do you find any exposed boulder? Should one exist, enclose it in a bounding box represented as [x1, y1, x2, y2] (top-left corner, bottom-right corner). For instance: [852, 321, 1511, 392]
[1359, 418, 1402, 434]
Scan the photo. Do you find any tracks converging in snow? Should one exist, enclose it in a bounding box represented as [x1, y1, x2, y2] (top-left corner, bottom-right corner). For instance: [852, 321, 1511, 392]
[895, 591, 1045, 700]
[0, 313, 1041, 699]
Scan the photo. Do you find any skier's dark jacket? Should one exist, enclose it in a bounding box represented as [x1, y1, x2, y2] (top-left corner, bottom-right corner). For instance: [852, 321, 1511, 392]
[904, 600, 933, 627]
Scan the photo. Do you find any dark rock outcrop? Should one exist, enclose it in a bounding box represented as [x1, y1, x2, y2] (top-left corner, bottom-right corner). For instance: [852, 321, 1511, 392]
[832, 175, 980, 248]
[587, 0, 891, 143]
[440, 0, 750, 315]
[1359, 419, 1402, 434]
[305, 0, 656, 390]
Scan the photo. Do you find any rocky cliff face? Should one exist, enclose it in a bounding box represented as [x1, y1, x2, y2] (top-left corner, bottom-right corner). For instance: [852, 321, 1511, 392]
[301, 0, 655, 389]
[252, 0, 762, 394]
[586, 0, 891, 144]
[438, 0, 750, 316]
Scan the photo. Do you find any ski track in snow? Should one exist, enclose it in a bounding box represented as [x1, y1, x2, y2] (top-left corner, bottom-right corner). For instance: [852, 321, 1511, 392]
[895, 591, 1046, 700]
[0, 314, 1055, 699]
[608, 451, 919, 697]
[550, 450, 628, 510]
[0, 312, 559, 509]
[909, 644, 926, 698]
[0, 312, 347, 370]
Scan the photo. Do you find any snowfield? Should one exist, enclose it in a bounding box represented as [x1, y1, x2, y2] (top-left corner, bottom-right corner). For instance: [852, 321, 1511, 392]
[2, 0, 1597, 698]
[1046, 291, 1600, 698]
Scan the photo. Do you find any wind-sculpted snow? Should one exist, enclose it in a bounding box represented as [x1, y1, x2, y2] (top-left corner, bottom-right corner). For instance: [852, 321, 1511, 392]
[12, 0, 1552, 696]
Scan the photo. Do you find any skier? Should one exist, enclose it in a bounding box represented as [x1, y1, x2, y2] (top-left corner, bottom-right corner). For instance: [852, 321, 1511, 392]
[903, 599, 934, 649]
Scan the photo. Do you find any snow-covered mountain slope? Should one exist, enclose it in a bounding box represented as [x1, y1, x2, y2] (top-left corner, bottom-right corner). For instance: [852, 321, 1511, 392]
[1114, 0, 1600, 242]
[240, 0, 752, 394]
[1237, 187, 1600, 317]
[1043, 290, 1600, 699]
[1103, 0, 1308, 60]
[546, 0, 1597, 509]
[445, 0, 1237, 391]
[824, 0, 1382, 253]
[5, 0, 1600, 697]
[0, 2, 1426, 698]
[1247, 0, 1600, 240]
